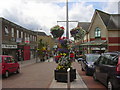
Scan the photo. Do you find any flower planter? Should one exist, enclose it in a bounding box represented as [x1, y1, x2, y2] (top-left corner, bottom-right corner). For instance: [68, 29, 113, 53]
[51, 30, 64, 38]
[54, 69, 76, 82]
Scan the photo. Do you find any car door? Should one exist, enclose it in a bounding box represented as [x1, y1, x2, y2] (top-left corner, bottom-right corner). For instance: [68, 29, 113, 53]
[11, 57, 18, 72]
[98, 55, 110, 85]
[94, 56, 103, 80]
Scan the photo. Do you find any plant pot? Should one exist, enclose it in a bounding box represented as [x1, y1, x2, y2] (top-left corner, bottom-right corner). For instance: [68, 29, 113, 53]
[54, 69, 76, 82]
[51, 30, 64, 38]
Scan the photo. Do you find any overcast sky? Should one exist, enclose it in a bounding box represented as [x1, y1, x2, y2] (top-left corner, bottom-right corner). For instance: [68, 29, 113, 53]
[0, 0, 119, 37]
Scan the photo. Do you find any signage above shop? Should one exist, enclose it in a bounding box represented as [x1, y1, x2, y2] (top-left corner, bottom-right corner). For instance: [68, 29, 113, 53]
[2, 44, 17, 49]
[91, 47, 106, 50]
[16, 38, 22, 43]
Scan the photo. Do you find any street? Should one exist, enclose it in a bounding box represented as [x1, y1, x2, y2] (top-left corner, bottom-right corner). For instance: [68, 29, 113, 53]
[2, 60, 57, 88]
[2, 59, 106, 89]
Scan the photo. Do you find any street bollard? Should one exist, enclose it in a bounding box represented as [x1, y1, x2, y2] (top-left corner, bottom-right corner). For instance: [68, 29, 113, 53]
[67, 68, 70, 89]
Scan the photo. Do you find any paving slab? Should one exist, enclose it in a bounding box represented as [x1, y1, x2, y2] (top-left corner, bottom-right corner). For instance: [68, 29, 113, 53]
[49, 70, 88, 89]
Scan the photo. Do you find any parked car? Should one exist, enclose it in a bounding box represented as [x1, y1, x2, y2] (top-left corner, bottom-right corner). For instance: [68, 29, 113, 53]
[0, 55, 20, 78]
[93, 52, 120, 90]
[80, 54, 100, 75]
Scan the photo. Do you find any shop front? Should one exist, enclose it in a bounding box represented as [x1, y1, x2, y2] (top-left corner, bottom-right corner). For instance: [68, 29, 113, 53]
[2, 44, 18, 59]
[81, 40, 107, 54]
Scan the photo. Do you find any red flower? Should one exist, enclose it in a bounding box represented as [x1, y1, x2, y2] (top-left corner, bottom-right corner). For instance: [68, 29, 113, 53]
[60, 26, 64, 30]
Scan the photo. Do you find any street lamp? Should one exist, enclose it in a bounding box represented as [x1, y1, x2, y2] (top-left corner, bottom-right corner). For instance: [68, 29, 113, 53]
[66, 0, 69, 39]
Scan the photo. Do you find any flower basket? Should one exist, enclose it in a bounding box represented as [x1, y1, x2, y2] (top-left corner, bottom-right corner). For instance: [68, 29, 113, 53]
[50, 25, 64, 38]
[70, 26, 86, 40]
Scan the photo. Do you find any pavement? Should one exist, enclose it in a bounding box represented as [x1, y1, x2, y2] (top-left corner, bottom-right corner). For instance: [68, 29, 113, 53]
[49, 70, 88, 89]
[18, 58, 88, 89]
[18, 58, 52, 67]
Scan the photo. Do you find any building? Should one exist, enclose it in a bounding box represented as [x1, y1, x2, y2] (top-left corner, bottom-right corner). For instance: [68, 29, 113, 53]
[37, 32, 55, 52]
[0, 18, 2, 55]
[78, 9, 120, 54]
[0, 17, 37, 61]
[73, 22, 90, 52]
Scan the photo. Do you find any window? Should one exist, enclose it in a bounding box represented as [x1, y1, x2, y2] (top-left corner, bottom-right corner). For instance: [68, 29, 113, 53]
[33, 36, 34, 41]
[0, 57, 2, 63]
[4, 26, 9, 35]
[4, 57, 12, 63]
[99, 56, 109, 65]
[11, 28, 14, 37]
[24, 33, 26, 39]
[21, 31, 23, 38]
[17, 30, 19, 38]
[95, 27, 101, 38]
[109, 54, 118, 66]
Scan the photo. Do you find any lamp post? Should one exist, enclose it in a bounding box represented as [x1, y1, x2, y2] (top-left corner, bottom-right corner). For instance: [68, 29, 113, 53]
[66, 0, 69, 39]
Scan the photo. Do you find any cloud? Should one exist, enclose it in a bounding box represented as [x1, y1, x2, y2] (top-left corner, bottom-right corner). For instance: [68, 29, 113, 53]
[0, 0, 119, 38]
[103, 0, 119, 14]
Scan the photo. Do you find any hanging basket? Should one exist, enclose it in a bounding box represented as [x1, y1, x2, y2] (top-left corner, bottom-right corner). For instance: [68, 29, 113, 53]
[50, 25, 64, 38]
[51, 29, 64, 38]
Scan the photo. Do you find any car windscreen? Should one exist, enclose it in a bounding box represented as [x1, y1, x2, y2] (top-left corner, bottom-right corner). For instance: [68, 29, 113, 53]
[86, 55, 100, 62]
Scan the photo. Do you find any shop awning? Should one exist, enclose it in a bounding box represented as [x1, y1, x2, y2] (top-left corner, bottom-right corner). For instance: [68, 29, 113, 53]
[80, 40, 107, 46]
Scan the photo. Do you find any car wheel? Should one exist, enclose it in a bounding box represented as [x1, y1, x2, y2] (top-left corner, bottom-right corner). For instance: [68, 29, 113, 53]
[5, 71, 9, 78]
[85, 69, 89, 75]
[16, 68, 20, 73]
[108, 79, 113, 90]
[81, 67, 84, 71]
[93, 72, 98, 81]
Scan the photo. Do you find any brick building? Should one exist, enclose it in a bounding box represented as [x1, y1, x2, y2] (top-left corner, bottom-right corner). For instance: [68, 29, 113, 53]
[77, 9, 120, 54]
[0, 17, 37, 61]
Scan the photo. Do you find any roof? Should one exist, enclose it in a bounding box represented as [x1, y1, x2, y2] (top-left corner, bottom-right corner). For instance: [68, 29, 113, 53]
[96, 9, 120, 30]
[107, 15, 120, 30]
[37, 32, 47, 36]
[78, 22, 91, 32]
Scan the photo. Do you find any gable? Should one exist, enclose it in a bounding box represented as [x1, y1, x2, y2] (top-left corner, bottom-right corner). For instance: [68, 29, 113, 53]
[88, 11, 107, 38]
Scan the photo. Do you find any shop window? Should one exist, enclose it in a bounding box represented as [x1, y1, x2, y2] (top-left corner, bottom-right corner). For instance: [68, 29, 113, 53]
[4, 26, 9, 36]
[95, 27, 101, 38]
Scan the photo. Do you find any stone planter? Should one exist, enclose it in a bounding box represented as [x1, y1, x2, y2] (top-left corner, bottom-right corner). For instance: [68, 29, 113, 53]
[54, 69, 76, 82]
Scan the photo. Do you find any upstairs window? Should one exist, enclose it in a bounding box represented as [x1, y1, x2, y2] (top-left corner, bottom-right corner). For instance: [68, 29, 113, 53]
[11, 28, 14, 37]
[17, 30, 19, 38]
[4, 26, 9, 36]
[95, 27, 101, 38]
[21, 31, 23, 38]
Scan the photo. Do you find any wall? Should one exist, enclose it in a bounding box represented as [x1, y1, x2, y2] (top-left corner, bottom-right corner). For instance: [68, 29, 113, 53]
[89, 13, 107, 41]
[108, 30, 120, 51]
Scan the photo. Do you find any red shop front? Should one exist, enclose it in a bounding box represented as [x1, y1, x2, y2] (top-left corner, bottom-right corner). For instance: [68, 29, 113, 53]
[24, 45, 30, 60]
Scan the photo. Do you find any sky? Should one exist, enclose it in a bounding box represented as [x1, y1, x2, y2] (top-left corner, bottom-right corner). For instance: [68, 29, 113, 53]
[0, 0, 119, 38]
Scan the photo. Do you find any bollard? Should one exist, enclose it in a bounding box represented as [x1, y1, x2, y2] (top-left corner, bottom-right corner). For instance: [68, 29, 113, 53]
[67, 68, 70, 89]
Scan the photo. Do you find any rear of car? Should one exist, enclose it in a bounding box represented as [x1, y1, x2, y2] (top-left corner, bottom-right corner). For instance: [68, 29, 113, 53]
[93, 52, 120, 90]
[0, 55, 20, 78]
[81, 54, 100, 75]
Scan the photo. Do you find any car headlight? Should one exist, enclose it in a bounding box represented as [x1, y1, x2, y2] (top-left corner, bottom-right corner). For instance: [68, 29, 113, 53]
[88, 64, 93, 67]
